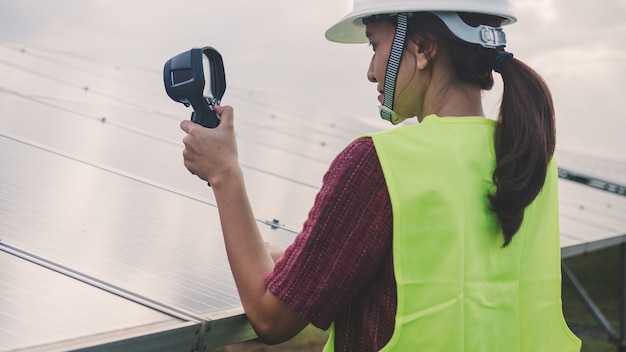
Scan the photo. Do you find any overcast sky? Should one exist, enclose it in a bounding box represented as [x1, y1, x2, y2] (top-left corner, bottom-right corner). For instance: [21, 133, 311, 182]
[1, 0, 625, 161]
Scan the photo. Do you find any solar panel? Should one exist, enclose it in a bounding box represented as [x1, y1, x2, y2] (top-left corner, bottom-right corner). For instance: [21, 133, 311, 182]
[0, 42, 313, 350]
[1, 41, 626, 351]
[0, 242, 196, 351]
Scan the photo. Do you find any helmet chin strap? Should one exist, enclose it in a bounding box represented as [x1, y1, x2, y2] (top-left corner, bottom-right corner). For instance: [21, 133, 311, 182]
[378, 12, 507, 125]
[379, 105, 406, 124]
[379, 13, 409, 125]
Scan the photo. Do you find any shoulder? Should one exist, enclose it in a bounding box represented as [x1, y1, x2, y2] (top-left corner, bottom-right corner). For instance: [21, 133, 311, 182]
[324, 137, 379, 185]
[332, 137, 376, 166]
[266, 137, 393, 329]
[318, 136, 387, 218]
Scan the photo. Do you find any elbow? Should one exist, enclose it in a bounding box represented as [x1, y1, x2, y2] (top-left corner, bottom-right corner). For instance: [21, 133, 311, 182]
[244, 291, 309, 344]
[247, 311, 308, 345]
[256, 332, 290, 346]
[251, 321, 298, 345]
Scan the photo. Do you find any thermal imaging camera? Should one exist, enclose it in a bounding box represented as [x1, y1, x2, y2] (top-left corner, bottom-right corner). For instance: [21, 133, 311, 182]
[163, 46, 226, 128]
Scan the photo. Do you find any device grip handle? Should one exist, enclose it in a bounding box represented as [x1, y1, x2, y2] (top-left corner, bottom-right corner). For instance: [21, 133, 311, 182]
[191, 105, 220, 129]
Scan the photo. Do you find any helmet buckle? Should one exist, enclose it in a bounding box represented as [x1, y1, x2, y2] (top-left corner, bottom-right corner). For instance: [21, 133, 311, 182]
[480, 27, 507, 48]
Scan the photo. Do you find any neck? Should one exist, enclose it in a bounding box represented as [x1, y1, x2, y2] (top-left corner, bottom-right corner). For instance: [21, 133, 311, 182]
[419, 56, 484, 121]
[424, 84, 484, 119]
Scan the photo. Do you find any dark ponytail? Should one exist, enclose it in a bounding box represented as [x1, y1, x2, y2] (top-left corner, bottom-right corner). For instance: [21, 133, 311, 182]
[489, 53, 555, 247]
[399, 12, 556, 247]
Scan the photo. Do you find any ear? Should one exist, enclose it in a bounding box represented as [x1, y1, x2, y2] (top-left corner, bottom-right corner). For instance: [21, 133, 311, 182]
[408, 37, 438, 71]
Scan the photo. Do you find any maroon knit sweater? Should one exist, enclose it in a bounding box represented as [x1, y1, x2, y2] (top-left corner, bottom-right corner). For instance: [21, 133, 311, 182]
[266, 137, 396, 351]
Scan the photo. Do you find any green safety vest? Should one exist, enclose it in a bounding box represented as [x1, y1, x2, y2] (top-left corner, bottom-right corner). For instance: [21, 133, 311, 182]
[324, 115, 580, 351]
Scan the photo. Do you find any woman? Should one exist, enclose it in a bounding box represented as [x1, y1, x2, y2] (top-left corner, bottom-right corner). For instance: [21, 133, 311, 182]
[180, 0, 582, 350]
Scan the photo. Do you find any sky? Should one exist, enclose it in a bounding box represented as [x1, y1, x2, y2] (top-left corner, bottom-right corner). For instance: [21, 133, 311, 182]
[1, 0, 625, 161]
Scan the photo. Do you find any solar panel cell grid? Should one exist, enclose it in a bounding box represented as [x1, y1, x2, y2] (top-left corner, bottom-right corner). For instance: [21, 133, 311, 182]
[0, 251, 179, 351]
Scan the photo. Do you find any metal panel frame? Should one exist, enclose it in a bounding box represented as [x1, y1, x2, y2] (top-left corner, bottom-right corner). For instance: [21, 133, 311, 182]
[17, 321, 202, 352]
[558, 171, 626, 351]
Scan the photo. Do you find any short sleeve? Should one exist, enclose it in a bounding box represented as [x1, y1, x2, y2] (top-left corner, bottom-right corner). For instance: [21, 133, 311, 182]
[265, 137, 392, 330]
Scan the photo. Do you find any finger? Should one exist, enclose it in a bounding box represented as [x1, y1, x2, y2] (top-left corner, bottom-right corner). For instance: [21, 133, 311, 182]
[213, 104, 229, 115]
[181, 132, 194, 151]
[180, 119, 196, 134]
[215, 105, 234, 126]
[182, 148, 199, 176]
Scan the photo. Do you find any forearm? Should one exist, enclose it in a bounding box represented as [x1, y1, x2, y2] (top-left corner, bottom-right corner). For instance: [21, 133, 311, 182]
[212, 166, 274, 309]
[180, 107, 307, 343]
[211, 166, 307, 343]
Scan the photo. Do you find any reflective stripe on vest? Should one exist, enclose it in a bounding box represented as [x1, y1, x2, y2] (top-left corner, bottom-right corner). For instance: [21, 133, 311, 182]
[324, 115, 580, 351]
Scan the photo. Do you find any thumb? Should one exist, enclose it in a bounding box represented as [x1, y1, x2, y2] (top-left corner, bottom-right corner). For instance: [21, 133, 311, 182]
[214, 105, 234, 126]
[180, 119, 196, 134]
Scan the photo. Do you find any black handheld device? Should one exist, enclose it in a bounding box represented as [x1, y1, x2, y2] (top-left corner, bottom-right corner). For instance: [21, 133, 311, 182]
[163, 47, 226, 128]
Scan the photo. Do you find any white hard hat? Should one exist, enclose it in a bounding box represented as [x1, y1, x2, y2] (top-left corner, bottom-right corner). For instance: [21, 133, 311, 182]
[326, 0, 517, 43]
